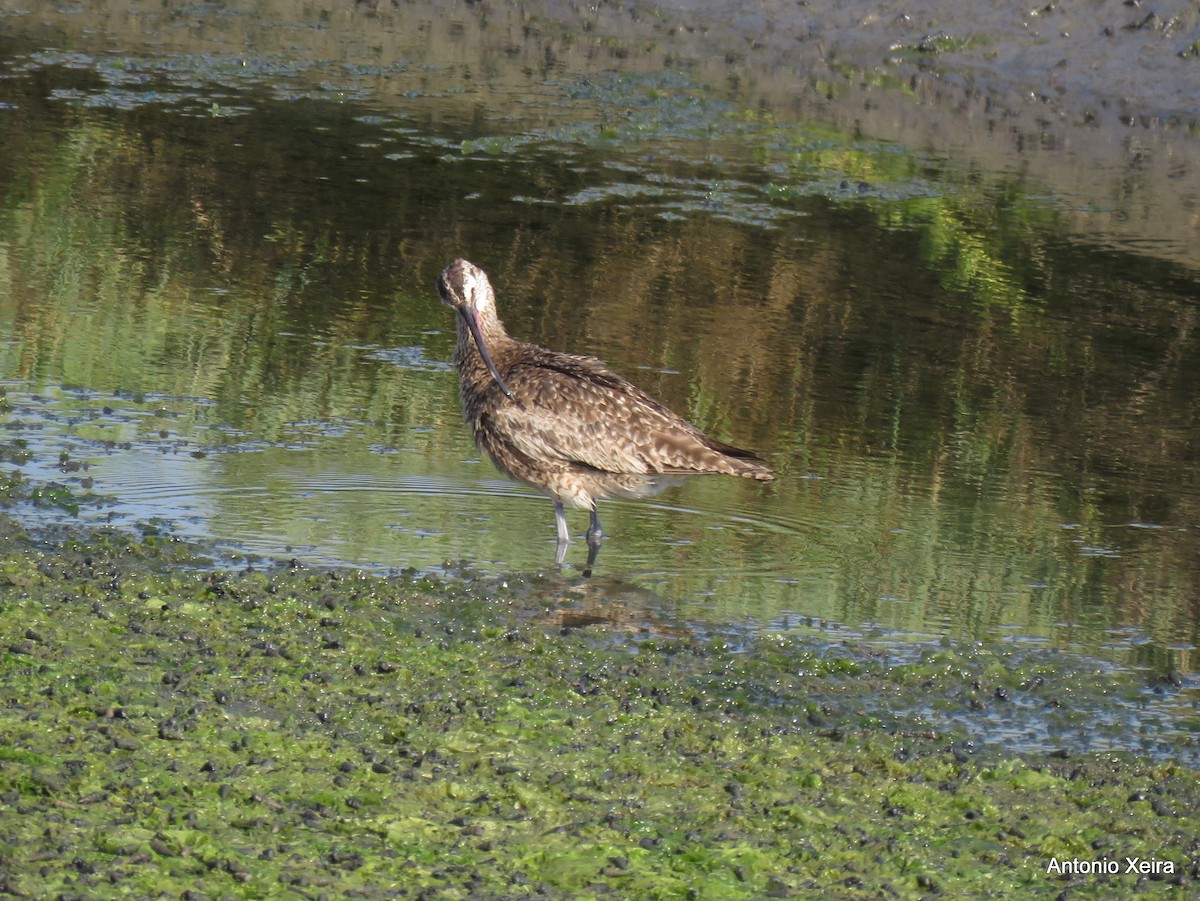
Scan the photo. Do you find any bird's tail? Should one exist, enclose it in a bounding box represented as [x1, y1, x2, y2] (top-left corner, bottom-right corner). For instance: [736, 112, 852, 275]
[701, 436, 774, 481]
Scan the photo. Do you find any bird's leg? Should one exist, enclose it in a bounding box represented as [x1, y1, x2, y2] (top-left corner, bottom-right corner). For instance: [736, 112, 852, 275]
[554, 501, 571, 545]
[553, 501, 570, 568]
[586, 508, 603, 544]
[583, 508, 603, 576]
[583, 508, 600, 549]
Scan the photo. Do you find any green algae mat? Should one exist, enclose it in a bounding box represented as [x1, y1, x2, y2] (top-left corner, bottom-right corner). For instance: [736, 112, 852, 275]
[0, 520, 1196, 899]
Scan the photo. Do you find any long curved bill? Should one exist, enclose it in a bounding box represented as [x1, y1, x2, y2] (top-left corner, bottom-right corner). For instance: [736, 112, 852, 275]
[461, 309, 513, 398]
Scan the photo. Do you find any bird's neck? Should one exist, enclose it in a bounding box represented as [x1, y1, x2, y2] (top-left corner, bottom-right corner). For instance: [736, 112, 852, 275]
[453, 311, 512, 392]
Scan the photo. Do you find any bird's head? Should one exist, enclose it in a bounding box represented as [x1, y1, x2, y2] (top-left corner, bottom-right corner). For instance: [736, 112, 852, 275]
[437, 258, 513, 399]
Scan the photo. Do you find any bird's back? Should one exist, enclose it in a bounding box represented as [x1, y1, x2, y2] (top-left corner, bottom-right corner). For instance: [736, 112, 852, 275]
[472, 341, 773, 483]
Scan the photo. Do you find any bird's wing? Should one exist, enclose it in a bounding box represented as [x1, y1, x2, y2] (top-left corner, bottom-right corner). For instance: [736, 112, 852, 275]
[485, 349, 713, 475]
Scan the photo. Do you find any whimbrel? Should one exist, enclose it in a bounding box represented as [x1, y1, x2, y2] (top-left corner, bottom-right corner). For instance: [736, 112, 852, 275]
[436, 258, 773, 567]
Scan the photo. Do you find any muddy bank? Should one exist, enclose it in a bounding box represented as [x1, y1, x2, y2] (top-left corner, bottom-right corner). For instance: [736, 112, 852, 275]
[556, 0, 1200, 265]
[1, 0, 1197, 266]
[641, 0, 1200, 123]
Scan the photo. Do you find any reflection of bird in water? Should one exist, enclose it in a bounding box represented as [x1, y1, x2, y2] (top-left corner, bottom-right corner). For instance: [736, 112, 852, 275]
[436, 258, 774, 569]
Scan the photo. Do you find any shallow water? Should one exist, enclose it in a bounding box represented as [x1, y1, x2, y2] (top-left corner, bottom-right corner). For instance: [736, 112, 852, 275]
[0, 6, 1198, 691]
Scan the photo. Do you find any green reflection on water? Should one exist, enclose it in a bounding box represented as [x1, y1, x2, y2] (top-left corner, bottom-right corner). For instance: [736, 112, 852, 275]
[0, 38, 1197, 668]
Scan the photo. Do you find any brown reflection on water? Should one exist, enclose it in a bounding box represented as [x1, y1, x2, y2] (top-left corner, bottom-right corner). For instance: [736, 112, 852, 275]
[0, 30, 1197, 664]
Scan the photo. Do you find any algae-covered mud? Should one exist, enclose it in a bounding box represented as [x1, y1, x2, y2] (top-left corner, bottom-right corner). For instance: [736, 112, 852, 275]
[0, 520, 1197, 898]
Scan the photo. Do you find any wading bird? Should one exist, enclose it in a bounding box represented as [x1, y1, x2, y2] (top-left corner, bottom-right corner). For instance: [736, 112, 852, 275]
[437, 258, 773, 569]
